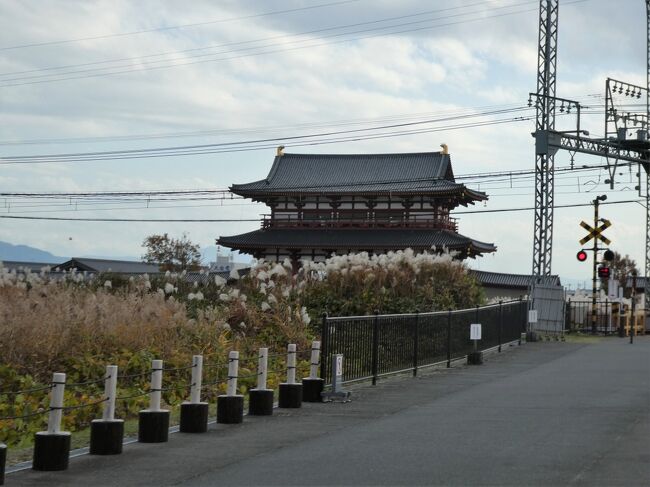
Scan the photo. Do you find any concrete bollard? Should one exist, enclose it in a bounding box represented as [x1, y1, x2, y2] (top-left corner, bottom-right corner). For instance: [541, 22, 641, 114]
[180, 355, 209, 433]
[90, 365, 124, 455]
[1, 443, 6, 486]
[279, 344, 302, 408]
[217, 351, 244, 424]
[520, 332, 527, 344]
[248, 348, 274, 416]
[138, 360, 170, 443]
[302, 341, 324, 403]
[33, 373, 71, 471]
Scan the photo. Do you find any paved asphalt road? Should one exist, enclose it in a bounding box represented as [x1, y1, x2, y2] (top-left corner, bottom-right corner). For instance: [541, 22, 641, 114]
[7, 337, 650, 486]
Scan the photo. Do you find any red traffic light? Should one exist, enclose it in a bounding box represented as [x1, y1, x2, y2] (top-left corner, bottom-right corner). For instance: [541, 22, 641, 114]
[598, 266, 610, 279]
[576, 250, 588, 262]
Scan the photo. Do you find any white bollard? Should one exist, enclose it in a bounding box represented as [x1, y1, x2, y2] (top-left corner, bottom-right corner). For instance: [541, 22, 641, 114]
[190, 355, 203, 404]
[302, 340, 325, 403]
[218, 351, 244, 423]
[309, 341, 321, 379]
[139, 359, 170, 443]
[33, 372, 71, 470]
[249, 347, 273, 416]
[287, 344, 297, 384]
[227, 351, 239, 396]
[102, 365, 118, 421]
[257, 348, 268, 390]
[91, 365, 124, 455]
[149, 360, 163, 412]
[180, 355, 208, 433]
[279, 344, 302, 408]
[47, 373, 66, 434]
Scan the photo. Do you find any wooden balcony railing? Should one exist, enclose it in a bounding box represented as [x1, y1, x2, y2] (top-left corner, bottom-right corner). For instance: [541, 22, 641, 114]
[261, 215, 458, 232]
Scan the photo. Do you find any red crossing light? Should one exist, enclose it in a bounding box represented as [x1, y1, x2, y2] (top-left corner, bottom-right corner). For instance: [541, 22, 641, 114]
[576, 250, 588, 262]
[598, 266, 610, 279]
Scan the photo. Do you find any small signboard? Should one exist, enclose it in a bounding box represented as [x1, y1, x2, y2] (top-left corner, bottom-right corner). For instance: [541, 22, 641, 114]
[608, 278, 618, 299]
[528, 310, 538, 324]
[322, 353, 351, 402]
[335, 354, 343, 379]
[470, 323, 482, 340]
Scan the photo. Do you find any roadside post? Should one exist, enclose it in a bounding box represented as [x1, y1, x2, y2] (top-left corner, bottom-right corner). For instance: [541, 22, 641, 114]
[138, 360, 170, 443]
[217, 351, 244, 423]
[248, 348, 274, 415]
[526, 309, 538, 342]
[279, 344, 302, 408]
[90, 365, 124, 454]
[33, 372, 71, 470]
[302, 341, 324, 402]
[321, 354, 351, 402]
[180, 355, 209, 433]
[467, 324, 483, 365]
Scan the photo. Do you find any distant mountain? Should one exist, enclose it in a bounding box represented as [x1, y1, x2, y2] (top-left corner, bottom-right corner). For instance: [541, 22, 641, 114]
[0, 240, 252, 266]
[0, 241, 67, 263]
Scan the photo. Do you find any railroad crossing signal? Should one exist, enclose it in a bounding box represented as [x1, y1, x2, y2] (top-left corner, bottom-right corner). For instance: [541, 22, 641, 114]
[598, 266, 611, 279]
[579, 219, 611, 246]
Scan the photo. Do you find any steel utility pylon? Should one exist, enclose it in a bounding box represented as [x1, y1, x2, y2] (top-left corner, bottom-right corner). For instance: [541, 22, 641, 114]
[645, 0, 649, 310]
[532, 0, 559, 277]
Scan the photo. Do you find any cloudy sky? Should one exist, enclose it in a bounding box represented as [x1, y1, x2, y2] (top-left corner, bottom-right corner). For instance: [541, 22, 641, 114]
[0, 0, 647, 285]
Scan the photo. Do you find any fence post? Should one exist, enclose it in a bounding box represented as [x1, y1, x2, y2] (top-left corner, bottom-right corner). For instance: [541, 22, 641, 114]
[303, 340, 324, 402]
[138, 360, 170, 443]
[320, 313, 328, 384]
[0, 442, 5, 485]
[498, 301, 503, 352]
[446, 309, 452, 368]
[33, 372, 71, 471]
[249, 347, 274, 415]
[218, 351, 244, 423]
[413, 311, 419, 377]
[279, 344, 303, 408]
[90, 365, 124, 455]
[371, 311, 380, 385]
[519, 296, 526, 344]
[180, 355, 209, 433]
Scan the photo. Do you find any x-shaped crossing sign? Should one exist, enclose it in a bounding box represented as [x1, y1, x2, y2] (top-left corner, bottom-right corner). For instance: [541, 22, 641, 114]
[579, 219, 611, 246]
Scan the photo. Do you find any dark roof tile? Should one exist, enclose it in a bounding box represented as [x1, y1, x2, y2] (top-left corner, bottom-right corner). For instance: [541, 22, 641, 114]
[231, 152, 486, 199]
[54, 258, 160, 274]
[470, 270, 561, 289]
[218, 228, 495, 256]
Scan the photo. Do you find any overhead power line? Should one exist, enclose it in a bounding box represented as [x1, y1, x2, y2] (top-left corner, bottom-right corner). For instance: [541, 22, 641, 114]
[0, 0, 517, 78]
[0, 0, 591, 88]
[0, 161, 630, 199]
[0, 199, 642, 222]
[0, 0, 364, 51]
[0, 107, 534, 164]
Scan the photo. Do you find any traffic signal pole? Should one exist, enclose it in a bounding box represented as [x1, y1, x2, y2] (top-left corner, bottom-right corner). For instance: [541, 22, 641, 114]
[591, 197, 600, 335]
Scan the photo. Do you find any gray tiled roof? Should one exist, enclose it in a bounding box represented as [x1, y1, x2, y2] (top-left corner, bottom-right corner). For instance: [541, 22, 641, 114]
[218, 228, 496, 255]
[470, 270, 561, 289]
[0, 260, 59, 272]
[54, 258, 160, 274]
[231, 152, 486, 200]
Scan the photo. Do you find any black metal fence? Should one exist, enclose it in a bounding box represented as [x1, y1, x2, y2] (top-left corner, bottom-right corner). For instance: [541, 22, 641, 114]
[320, 299, 528, 385]
[566, 299, 620, 334]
